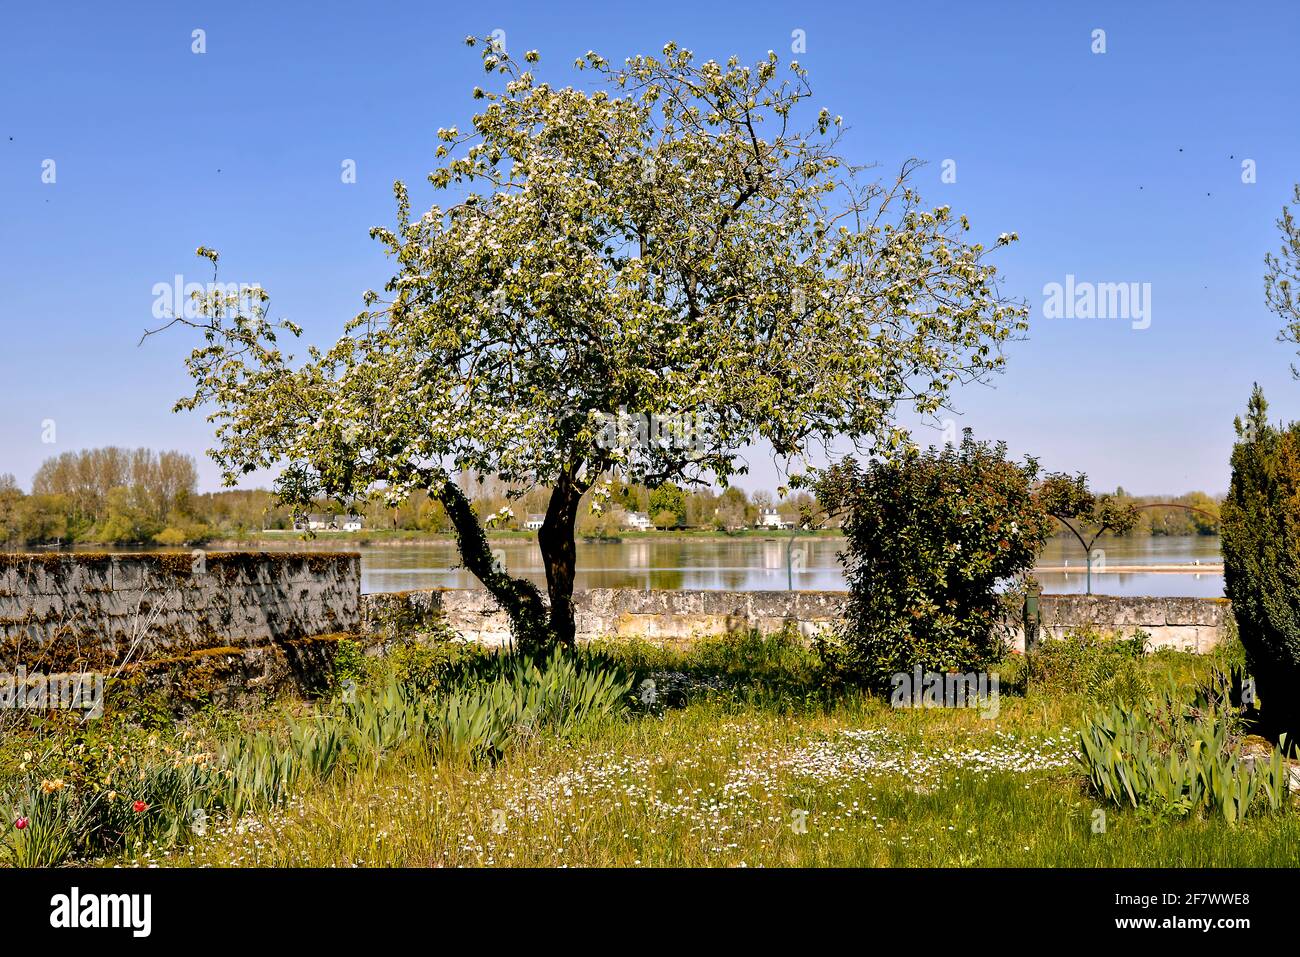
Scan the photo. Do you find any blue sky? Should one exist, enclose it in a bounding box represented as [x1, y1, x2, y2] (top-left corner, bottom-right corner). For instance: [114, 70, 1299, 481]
[2, 0, 1298, 496]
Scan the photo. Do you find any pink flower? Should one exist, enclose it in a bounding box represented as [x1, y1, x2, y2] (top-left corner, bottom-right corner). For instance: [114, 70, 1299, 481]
[14, 817, 28, 830]
[132, 801, 148, 814]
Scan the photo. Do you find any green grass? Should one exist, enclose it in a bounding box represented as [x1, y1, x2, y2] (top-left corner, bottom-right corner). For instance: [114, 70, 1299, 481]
[119, 692, 1298, 868]
[5, 627, 1296, 868]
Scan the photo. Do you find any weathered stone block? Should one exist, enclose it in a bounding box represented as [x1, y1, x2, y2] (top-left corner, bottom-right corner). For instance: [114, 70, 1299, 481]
[1165, 597, 1228, 627]
[1, 551, 360, 663]
[362, 588, 1230, 654]
[1145, 625, 1202, 653]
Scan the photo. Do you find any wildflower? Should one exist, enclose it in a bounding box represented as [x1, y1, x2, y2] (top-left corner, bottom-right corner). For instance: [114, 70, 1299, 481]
[40, 779, 65, 793]
[132, 801, 148, 813]
[14, 817, 28, 830]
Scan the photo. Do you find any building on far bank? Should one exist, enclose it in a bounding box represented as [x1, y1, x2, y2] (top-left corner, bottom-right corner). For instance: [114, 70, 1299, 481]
[623, 511, 654, 531]
[755, 508, 793, 530]
[524, 513, 546, 531]
[295, 513, 365, 532]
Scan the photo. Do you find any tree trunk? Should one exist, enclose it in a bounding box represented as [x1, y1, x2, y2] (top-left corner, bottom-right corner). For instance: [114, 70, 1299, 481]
[434, 478, 554, 655]
[537, 472, 583, 649]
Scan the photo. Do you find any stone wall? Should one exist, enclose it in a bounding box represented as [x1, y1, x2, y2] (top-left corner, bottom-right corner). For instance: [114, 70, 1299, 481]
[360, 588, 848, 646]
[0, 552, 360, 686]
[1024, 593, 1229, 653]
[359, 587, 1232, 653]
[0, 559, 1229, 708]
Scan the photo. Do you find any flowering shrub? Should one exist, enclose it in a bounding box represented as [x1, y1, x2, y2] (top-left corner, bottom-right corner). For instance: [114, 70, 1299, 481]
[815, 434, 1053, 689]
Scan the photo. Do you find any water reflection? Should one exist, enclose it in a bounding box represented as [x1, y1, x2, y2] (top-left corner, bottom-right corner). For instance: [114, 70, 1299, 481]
[1036, 571, 1222, 598]
[170, 534, 1223, 597]
[354, 536, 849, 593]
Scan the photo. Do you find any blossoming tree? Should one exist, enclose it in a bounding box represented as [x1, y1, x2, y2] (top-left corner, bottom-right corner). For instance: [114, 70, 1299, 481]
[155, 40, 1028, 653]
[1267, 184, 1300, 376]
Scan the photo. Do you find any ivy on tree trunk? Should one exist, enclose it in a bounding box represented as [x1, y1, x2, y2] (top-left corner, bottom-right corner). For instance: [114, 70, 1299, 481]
[435, 478, 554, 654]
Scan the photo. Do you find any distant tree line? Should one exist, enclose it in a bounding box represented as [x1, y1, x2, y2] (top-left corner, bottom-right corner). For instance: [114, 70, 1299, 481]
[0, 448, 210, 546]
[0, 449, 816, 545]
[0, 447, 1224, 547]
[1105, 488, 1221, 536]
[371, 474, 820, 537]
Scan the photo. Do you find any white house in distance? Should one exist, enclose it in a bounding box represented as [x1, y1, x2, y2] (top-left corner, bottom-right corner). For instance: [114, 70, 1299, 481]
[298, 513, 364, 531]
[623, 511, 654, 531]
[524, 513, 546, 531]
[756, 508, 794, 530]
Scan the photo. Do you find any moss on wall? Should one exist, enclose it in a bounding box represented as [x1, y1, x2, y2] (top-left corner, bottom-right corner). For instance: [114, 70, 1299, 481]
[0, 550, 358, 578]
[1, 552, 364, 709]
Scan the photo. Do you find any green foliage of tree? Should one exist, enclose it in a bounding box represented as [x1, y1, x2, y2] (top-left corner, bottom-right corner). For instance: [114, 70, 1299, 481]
[1221, 385, 1300, 736]
[95, 487, 163, 544]
[416, 496, 451, 533]
[16, 493, 70, 544]
[1036, 472, 1139, 591]
[648, 482, 687, 528]
[1122, 490, 1221, 536]
[191, 488, 287, 532]
[2, 448, 235, 544]
[575, 507, 617, 539]
[611, 480, 648, 515]
[32, 447, 197, 532]
[815, 433, 1053, 688]
[1181, 491, 1222, 535]
[154, 40, 1027, 653]
[0, 474, 22, 544]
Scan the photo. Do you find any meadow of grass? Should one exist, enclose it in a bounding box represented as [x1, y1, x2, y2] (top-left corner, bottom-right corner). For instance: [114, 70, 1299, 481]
[3, 624, 1296, 868]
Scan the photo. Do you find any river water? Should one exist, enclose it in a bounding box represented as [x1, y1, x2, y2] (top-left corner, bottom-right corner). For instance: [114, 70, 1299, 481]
[247, 534, 1226, 597]
[83, 534, 1225, 596]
